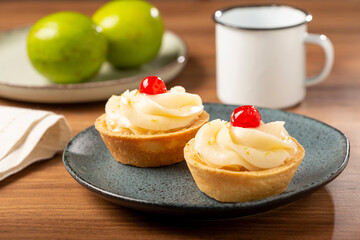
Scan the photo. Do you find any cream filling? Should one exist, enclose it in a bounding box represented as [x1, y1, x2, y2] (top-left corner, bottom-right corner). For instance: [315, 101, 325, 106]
[105, 86, 204, 135]
[194, 119, 297, 171]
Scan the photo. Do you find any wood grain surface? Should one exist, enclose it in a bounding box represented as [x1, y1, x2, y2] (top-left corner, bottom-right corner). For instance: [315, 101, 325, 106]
[0, 0, 359, 239]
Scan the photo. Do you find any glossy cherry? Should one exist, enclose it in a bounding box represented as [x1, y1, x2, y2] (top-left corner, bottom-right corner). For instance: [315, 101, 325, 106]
[139, 76, 167, 95]
[230, 105, 261, 128]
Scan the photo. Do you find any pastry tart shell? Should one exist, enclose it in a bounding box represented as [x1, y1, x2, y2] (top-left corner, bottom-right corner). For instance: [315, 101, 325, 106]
[184, 137, 305, 202]
[95, 111, 209, 167]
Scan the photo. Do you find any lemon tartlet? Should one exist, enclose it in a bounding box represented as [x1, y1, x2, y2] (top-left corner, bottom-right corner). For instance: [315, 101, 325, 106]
[184, 105, 305, 202]
[95, 76, 209, 167]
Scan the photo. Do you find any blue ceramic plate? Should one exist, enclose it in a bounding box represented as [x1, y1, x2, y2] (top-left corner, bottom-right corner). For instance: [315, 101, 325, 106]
[63, 103, 349, 219]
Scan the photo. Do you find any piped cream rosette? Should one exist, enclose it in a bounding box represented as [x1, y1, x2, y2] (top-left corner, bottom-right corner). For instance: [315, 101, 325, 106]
[184, 119, 305, 202]
[194, 119, 297, 171]
[95, 86, 209, 167]
[105, 86, 204, 135]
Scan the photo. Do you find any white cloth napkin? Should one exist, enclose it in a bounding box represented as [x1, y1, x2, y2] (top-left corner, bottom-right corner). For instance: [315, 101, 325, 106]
[0, 106, 72, 181]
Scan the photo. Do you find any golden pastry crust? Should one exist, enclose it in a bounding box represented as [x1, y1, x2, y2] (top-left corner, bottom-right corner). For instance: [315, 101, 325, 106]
[95, 111, 209, 167]
[184, 137, 305, 202]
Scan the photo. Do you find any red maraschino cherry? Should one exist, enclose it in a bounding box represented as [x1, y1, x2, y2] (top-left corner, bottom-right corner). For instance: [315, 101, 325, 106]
[139, 76, 167, 95]
[230, 105, 261, 128]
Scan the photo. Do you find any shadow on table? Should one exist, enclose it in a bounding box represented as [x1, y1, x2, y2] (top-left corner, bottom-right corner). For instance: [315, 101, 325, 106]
[98, 187, 334, 239]
[0, 152, 61, 189]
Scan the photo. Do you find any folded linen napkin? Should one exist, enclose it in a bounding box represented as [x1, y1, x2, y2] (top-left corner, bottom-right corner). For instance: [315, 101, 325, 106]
[0, 106, 72, 181]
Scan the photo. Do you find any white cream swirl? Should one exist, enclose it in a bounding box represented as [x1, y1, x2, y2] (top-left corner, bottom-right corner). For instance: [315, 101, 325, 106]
[105, 86, 204, 135]
[194, 119, 297, 171]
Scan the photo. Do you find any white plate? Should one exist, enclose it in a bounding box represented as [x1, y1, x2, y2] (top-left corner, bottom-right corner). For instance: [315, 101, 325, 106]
[0, 26, 187, 103]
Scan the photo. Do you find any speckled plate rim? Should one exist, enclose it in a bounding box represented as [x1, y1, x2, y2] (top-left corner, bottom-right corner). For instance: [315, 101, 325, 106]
[63, 103, 350, 219]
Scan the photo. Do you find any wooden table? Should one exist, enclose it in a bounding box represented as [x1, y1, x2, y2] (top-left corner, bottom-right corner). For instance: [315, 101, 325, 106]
[0, 0, 359, 239]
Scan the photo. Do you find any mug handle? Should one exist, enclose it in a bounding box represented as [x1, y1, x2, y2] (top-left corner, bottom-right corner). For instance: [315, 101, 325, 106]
[304, 33, 334, 86]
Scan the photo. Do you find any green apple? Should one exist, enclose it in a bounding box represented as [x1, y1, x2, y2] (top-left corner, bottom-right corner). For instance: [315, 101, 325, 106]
[93, 1, 164, 68]
[27, 11, 107, 84]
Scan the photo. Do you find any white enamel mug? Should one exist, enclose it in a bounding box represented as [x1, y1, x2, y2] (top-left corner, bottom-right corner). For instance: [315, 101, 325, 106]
[213, 5, 334, 109]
